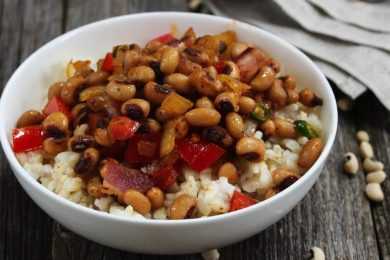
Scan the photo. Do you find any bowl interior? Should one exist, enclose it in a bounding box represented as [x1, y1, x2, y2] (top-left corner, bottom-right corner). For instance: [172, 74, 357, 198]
[0, 12, 337, 223]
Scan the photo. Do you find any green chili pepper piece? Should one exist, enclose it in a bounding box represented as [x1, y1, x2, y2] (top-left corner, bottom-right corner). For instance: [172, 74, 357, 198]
[294, 120, 319, 139]
[251, 102, 272, 123]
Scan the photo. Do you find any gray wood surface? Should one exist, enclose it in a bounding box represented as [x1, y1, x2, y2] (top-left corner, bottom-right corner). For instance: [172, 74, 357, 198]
[0, 0, 389, 259]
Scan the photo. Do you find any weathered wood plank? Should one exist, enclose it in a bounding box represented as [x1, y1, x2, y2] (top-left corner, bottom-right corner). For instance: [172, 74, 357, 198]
[354, 92, 390, 260]
[0, 1, 63, 260]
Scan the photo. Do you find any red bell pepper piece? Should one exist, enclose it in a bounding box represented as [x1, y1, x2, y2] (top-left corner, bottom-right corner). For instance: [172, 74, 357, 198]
[12, 126, 45, 153]
[229, 191, 257, 212]
[108, 116, 140, 141]
[43, 96, 72, 119]
[152, 166, 179, 191]
[152, 33, 175, 44]
[101, 52, 114, 72]
[124, 133, 161, 164]
[214, 60, 226, 74]
[177, 139, 225, 172]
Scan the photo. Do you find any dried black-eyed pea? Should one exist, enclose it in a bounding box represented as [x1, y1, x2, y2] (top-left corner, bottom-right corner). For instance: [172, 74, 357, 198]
[365, 183, 384, 202]
[231, 42, 249, 59]
[343, 152, 359, 175]
[160, 47, 179, 74]
[16, 110, 45, 128]
[68, 135, 95, 152]
[260, 119, 276, 137]
[42, 138, 67, 156]
[168, 194, 197, 220]
[202, 126, 233, 148]
[79, 86, 106, 102]
[121, 99, 150, 120]
[214, 92, 239, 114]
[238, 96, 256, 114]
[85, 71, 109, 85]
[94, 128, 114, 147]
[236, 137, 265, 162]
[359, 141, 374, 158]
[74, 147, 100, 174]
[106, 81, 136, 101]
[123, 189, 152, 215]
[146, 187, 165, 209]
[250, 66, 275, 92]
[298, 138, 323, 169]
[143, 82, 172, 104]
[60, 75, 86, 105]
[268, 79, 288, 108]
[310, 247, 325, 260]
[86, 176, 104, 198]
[48, 81, 65, 100]
[225, 112, 244, 139]
[42, 112, 69, 139]
[164, 73, 191, 94]
[185, 108, 221, 127]
[274, 118, 296, 138]
[127, 65, 155, 83]
[195, 97, 214, 109]
[366, 171, 386, 184]
[356, 130, 369, 142]
[299, 88, 323, 107]
[218, 162, 239, 184]
[363, 158, 384, 172]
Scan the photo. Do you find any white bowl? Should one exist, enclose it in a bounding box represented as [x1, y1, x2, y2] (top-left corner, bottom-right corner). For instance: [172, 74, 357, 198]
[0, 12, 337, 254]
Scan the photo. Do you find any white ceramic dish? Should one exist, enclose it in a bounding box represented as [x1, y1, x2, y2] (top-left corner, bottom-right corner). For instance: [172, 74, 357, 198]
[0, 12, 337, 254]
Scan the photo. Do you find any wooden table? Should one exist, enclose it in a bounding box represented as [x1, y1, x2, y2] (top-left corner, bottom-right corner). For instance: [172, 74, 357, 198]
[0, 1, 389, 259]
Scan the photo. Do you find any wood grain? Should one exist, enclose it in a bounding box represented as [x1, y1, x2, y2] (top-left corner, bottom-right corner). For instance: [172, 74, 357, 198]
[0, 0, 389, 259]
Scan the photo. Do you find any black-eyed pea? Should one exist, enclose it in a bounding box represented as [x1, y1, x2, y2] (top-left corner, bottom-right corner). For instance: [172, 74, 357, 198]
[299, 88, 323, 107]
[189, 69, 222, 97]
[168, 194, 196, 220]
[138, 118, 162, 134]
[42, 138, 67, 156]
[218, 162, 239, 184]
[264, 188, 278, 200]
[298, 138, 323, 169]
[222, 61, 240, 79]
[60, 75, 86, 105]
[225, 112, 244, 139]
[86, 95, 109, 112]
[164, 73, 191, 94]
[121, 99, 150, 120]
[181, 27, 196, 46]
[185, 108, 221, 127]
[282, 75, 296, 90]
[160, 47, 179, 74]
[71, 103, 88, 119]
[343, 152, 359, 175]
[272, 168, 299, 190]
[177, 55, 202, 75]
[74, 147, 100, 175]
[183, 47, 210, 66]
[356, 130, 369, 142]
[274, 118, 296, 138]
[365, 183, 384, 202]
[238, 96, 256, 114]
[127, 65, 155, 83]
[268, 79, 287, 108]
[85, 71, 109, 85]
[68, 135, 95, 152]
[144, 82, 172, 104]
[79, 86, 105, 102]
[16, 110, 45, 127]
[236, 137, 265, 161]
[42, 112, 69, 139]
[106, 81, 136, 101]
[231, 42, 249, 59]
[250, 66, 275, 92]
[202, 126, 233, 148]
[94, 128, 114, 147]
[310, 247, 325, 260]
[260, 119, 276, 137]
[146, 187, 165, 209]
[86, 176, 104, 198]
[195, 97, 214, 109]
[363, 158, 384, 172]
[123, 189, 152, 215]
[366, 171, 386, 184]
[214, 92, 239, 114]
[360, 141, 374, 158]
[48, 82, 65, 100]
[286, 88, 299, 104]
[144, 39, 163, 54]
[160, 120, 177, 157]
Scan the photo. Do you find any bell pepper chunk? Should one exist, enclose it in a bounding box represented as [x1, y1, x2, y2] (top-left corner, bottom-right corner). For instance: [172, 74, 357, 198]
[151, 166, 179, 191]
[12, 126, 45, 153]
[43, 96, 72, 119]
[108, 116, 140, 141]
[177, 139, 225, 172]
[152, 33, 176, 44]
[229, 191, 257, 212]
[124, 133, 161, 164]
[214, 60, 226, 74]
[101, 52, 114, 72]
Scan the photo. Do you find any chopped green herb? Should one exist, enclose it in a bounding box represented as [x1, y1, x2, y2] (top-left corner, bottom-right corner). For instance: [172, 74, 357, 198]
[294, 120, 319, 139]
[251, 102, 272, 123]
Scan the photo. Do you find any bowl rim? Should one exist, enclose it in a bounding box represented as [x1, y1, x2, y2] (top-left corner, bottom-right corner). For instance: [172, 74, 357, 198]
[0, 11, 338, 226]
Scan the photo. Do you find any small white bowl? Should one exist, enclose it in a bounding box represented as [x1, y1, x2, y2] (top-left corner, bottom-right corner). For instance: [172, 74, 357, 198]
[0, 12, 337, 254]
